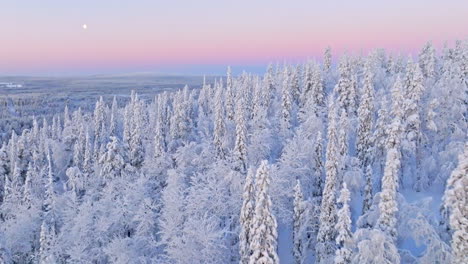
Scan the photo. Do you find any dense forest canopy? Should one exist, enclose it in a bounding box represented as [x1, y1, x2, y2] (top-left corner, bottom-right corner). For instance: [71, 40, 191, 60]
[0, 40, 467, 264]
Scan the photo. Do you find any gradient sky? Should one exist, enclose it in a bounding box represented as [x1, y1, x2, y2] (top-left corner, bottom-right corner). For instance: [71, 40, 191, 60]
[1, 0, 467, 75]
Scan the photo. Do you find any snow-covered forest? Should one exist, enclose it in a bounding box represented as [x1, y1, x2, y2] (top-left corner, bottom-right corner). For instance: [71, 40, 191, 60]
[0, 41, 467, 264]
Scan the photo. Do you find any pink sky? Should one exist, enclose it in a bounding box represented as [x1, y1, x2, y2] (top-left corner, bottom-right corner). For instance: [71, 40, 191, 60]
[1, 0, 467, 75]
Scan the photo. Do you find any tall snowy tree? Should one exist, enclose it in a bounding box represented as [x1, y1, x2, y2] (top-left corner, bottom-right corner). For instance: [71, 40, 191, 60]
[249, 161, 279, 264]
[233, 97, 248, 173]
[378, 126, 401, 241]
[129, 97, 145, 168]
[39, 148, 58, 264]
[312, 132, 325, 198]
[213, 84, 227, 160]
[358, 58, 375, 214]
[159, 169, 187, 263]
[293, 180, 307, 264]
[93, 96, 107, 161]
[403, 60, 426, 191]
[316, 101, 339, 264]
[226, 66, 236, 121]
[323, 47, 332, 73]
[334, 56, 357, 116]
[443, 144, 468, 264]
[239, 168, 256, 264]
[99, 136, 125, 182]
[419, 41, 436, 79]
[109, 95, 118, 137]
[0, 143, 10, 204]
[280, 67, 293, 137]
[334, 183, 352, 264]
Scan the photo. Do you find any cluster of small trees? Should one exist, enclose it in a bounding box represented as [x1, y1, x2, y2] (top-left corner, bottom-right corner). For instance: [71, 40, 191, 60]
[0, 40, 467, 263]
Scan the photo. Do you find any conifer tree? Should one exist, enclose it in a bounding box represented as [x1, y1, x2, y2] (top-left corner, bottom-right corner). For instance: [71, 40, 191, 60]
[82, 128, 94, 176]
[311, 64, 325, 114]
[302, 62, 313, 108]
[316, 102, 339, 264]
[0, 143, 10, 204]
[39, 217, 57, 264]
[93, 96, 107, 161]
[358, 59, 375, 214]
[293, 180, 307, 264]
[123, 103, 133, 155]
[154, 93, 169, 160]
[39, 147, 58, 264]
[281, 67, 293, 137]
[337, 110, 349, 186]
[334, 183, 352, 264]
[109, 95, 118, 137]
[23, 162, 36, 208]
[403, 60, 426, 191]
[213, 84, 226, 159]
[239, 168, 256, 264]
[233, 97, 248, 173]
[249, 161, 279, 264]
[100, 136, 125, 181]
[419, 41, 436, 79]
[378, 123, 401, 240]
[312, 132, 324, 198]
[130, 98, 145, 168]
[334, 56, 356, 116]
[443, 144, 468, 264]
[291, 65, 302, 106]
[324, 47, 332, 73]
[226, 66, 236, 121]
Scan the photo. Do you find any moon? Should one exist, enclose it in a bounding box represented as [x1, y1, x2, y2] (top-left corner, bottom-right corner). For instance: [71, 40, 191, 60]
[82, 24, 87, 30]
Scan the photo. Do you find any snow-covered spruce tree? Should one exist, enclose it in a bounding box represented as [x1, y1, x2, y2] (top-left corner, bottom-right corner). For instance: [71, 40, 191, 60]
[293, 179, 307, 264]
[249, 160, 279, 264]
[311, 64, 325, 114]
[154, 93, 169, 160]
[23, 162, 37, 208]
[93, 96, 107, 161]
[239, 168, 256, 264]
[39, 148, 58, 264]
[316, 101, 339, 264]
[226, 66, 236, 121]
[443, 144, 468, 264]
[373, 96, 389, 176]
[82, 128, 94, 176]
[291, 65, 302, 106]
[171, 86, 192, 144]
[39, 215, 57, 264]
[358, 58, 375, 214]
[66, 166, 85, 201]
[123, 101, 133, 156]
[109, 95, 118, 138]
[213, 83, 227, 160]
[99, 136, 125, 182]
[323, 47, 332, 73]
[233, 96, 248, 173]
[129, 96, 145, 168]
[312, 132, 325, 198]
[337, 109, 349, 187]
[402, 60, 426, 191]
[334, 56, 357, 116]
[302, 62, 313, 107]
[159, 169, 187, 263]
[334, 182, 352, 264]
[419, 41, 436, 79]
[14, 131, 30, 185]
[378, 113, 402, 242]
[0, 143, 10, 204]
[281, 66, 293, 137]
